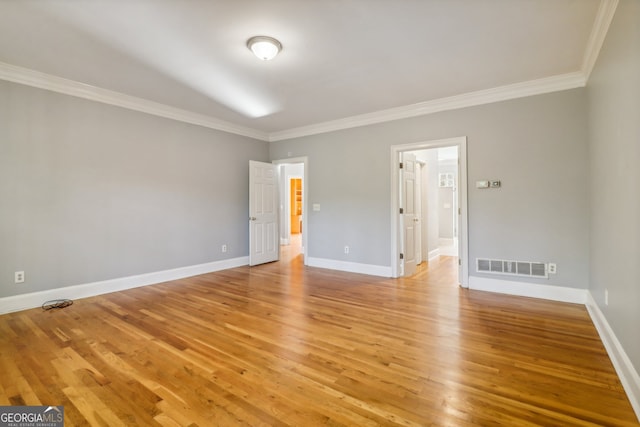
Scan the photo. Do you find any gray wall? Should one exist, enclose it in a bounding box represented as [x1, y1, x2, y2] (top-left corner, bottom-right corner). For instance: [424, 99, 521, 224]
[270, 88, 589, 288]
[0, 81, 269, 298]
[587, 0, 640, 377]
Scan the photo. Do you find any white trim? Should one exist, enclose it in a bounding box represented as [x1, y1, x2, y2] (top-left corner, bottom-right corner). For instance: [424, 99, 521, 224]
[269, 73, 585, 141]
[468, 276, 587, 304]
[0, 63, 591, 144]
[0, 0, 614, 144]
[306, 257, 391, 278]
[390, 137, 469, 287]
[428, 249, 441, 261]
[0, 257, 248, 315]
[0, 61, 269, 141]
[585, 292, 640, 421]
[466, 277, 639, 421]
[438, 245, 458, 257]
[0, 62, 585, 143]
[581, 0, 619, 81]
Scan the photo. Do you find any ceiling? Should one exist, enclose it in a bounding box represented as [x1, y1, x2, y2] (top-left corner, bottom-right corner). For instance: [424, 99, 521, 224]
[0, 0, 611, 141]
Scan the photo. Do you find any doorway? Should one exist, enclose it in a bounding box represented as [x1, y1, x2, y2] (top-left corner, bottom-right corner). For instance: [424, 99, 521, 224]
[273, 157, 308, 264]
[290, 177, 303, 236]
[390, 137, 468, 286]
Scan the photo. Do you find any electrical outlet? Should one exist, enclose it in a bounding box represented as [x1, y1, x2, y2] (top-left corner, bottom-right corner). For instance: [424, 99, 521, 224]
[547, 263, 557, 274]
[15, 271, 25, 284]
[222, 244, 227, 253]
[344, 246, 349, 254]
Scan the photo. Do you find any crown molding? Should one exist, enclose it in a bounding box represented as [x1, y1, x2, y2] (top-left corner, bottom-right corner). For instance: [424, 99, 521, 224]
[268, 71, 586, 141]
[582, 0, 619, 81]
[0, 61, 269, 141]
[0, 61, 589, 144]
[269, 0, 614, 141]
[3, 0, 613, 148]
[0, 2, 614, 143]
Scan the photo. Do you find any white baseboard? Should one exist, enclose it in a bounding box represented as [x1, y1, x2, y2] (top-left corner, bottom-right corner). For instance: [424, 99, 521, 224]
[468, 276, 639, 421]
[0, 256, 249, 315]
[585, 292, 640, 421]
[428, 248, 441, 261]
[468, 276, 587, 304]
[438, 238, 454, 246]
[439, 245, 458, 257]
[306, 257, 391, 277]
[2, 259, 636, 421]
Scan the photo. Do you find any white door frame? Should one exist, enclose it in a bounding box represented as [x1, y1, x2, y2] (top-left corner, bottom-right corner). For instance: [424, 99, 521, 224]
[415, 161, 423, 265]
[273, 156, 309, 265]
[390, 137, 469, 286]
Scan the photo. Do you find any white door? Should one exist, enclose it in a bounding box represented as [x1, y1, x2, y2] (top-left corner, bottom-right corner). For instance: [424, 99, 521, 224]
[401, 153, 417, 276]
[249, 161, 279, 266]
[415, 163, 423, 265]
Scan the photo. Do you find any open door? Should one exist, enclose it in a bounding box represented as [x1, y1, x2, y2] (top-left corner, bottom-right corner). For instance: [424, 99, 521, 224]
[390, 137, 468, 284]
[249, 160, 279, 266]
[401, 152, 418, 276]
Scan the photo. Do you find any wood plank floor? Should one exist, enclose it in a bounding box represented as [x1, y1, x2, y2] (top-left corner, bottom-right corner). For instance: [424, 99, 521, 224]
[0, 244, 637, 426]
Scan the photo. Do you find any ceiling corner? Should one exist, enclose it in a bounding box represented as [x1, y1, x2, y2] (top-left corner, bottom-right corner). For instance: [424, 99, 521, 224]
[581, 0, 619, 81]
[0, 61, 270, 142]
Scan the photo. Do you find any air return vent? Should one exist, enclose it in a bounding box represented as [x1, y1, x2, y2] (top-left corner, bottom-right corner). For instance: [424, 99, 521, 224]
[476, 258, 548, 279]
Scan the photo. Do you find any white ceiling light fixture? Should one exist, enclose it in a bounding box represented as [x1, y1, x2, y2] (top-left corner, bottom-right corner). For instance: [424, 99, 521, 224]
[247, 36, 282, 61]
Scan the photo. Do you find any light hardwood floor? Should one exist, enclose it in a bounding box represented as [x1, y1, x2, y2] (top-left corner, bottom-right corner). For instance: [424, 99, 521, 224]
[0, 242, 637, 426]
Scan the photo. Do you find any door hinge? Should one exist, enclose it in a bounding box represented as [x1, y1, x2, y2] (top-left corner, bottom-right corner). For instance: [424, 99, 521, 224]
[399, 162, 403, 169]
[459, 259, 462, 266]
[400, 253, 404, 260]
[458, 208, 461, 215]
[399, 208, 404, 214]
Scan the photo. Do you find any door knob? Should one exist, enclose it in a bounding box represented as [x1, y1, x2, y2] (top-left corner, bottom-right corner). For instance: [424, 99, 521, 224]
[249, 217, 257, 221]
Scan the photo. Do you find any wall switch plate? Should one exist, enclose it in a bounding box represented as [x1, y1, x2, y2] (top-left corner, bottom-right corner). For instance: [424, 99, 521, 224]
[547, 263, 557, 274]
[15, 271, 25, 283]
[605, 289, 609, 306]
[312, 203, 320, 211]
[344, 246, 349, 254]
[221, 244, 227, 253]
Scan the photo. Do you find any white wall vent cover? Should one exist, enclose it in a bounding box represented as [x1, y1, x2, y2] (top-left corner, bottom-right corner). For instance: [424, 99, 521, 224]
[476, 258, 548, 279]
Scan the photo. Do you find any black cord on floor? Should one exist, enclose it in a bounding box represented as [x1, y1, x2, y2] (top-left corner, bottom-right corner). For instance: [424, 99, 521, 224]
[42, 299, 73, 310]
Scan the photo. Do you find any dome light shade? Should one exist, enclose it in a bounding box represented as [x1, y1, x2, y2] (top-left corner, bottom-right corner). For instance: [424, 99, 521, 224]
[247, 36, 282, 61]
